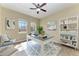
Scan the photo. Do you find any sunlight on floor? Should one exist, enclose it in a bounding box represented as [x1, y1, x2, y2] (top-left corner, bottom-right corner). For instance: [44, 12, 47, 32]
[14, 41, 38, 51]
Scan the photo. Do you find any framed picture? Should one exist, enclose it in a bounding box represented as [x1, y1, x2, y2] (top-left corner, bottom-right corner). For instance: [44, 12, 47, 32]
[5, 17, 15, 29]
[47, 21, 57, 31]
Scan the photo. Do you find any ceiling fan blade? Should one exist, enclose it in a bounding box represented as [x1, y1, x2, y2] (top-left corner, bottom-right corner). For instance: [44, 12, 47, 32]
[37, 11, 39, 14]
[37, 4, 40, 7]
[30, 8, 37, 10]
[40, 3, 46, 7]
[40, 9, 46, 12]
[32, 3, 38, 8]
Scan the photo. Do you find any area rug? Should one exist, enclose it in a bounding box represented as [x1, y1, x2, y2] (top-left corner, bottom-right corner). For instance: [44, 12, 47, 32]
[11, 41, 61, 56]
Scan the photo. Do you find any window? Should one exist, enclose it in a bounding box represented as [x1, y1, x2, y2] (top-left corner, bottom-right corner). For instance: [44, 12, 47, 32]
[18, 19, 27, 33]
[30, 22, 36, 32]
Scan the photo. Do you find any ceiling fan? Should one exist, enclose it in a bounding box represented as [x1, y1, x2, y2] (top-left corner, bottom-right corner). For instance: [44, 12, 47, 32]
[30, 3, 47, 14]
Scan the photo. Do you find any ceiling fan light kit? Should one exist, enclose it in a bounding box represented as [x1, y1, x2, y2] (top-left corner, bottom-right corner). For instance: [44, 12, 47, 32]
[36, 8, 40, 11]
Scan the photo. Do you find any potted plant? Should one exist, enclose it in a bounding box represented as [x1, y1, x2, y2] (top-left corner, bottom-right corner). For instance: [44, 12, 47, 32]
[36, 26, 45, 37]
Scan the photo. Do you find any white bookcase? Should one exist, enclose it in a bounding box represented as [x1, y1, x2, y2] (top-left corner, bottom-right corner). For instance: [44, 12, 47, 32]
[59, 16, 79, 49]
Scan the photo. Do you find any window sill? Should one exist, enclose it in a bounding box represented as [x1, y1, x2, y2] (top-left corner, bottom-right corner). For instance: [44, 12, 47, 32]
[18, 32, 27, 34]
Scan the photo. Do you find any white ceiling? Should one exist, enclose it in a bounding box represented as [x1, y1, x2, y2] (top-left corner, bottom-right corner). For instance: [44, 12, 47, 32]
[0, 3, 74, 19]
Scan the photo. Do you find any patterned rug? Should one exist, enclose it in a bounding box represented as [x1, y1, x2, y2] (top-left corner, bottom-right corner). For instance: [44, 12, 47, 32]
[11, 41, 61, 56]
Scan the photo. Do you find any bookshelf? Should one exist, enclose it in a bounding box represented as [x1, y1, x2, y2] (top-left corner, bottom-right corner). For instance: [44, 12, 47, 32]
[59, 16, 79, 49]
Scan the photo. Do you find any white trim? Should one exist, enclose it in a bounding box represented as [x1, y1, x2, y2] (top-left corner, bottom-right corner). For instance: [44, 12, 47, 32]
[18, 32, 27, 34]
